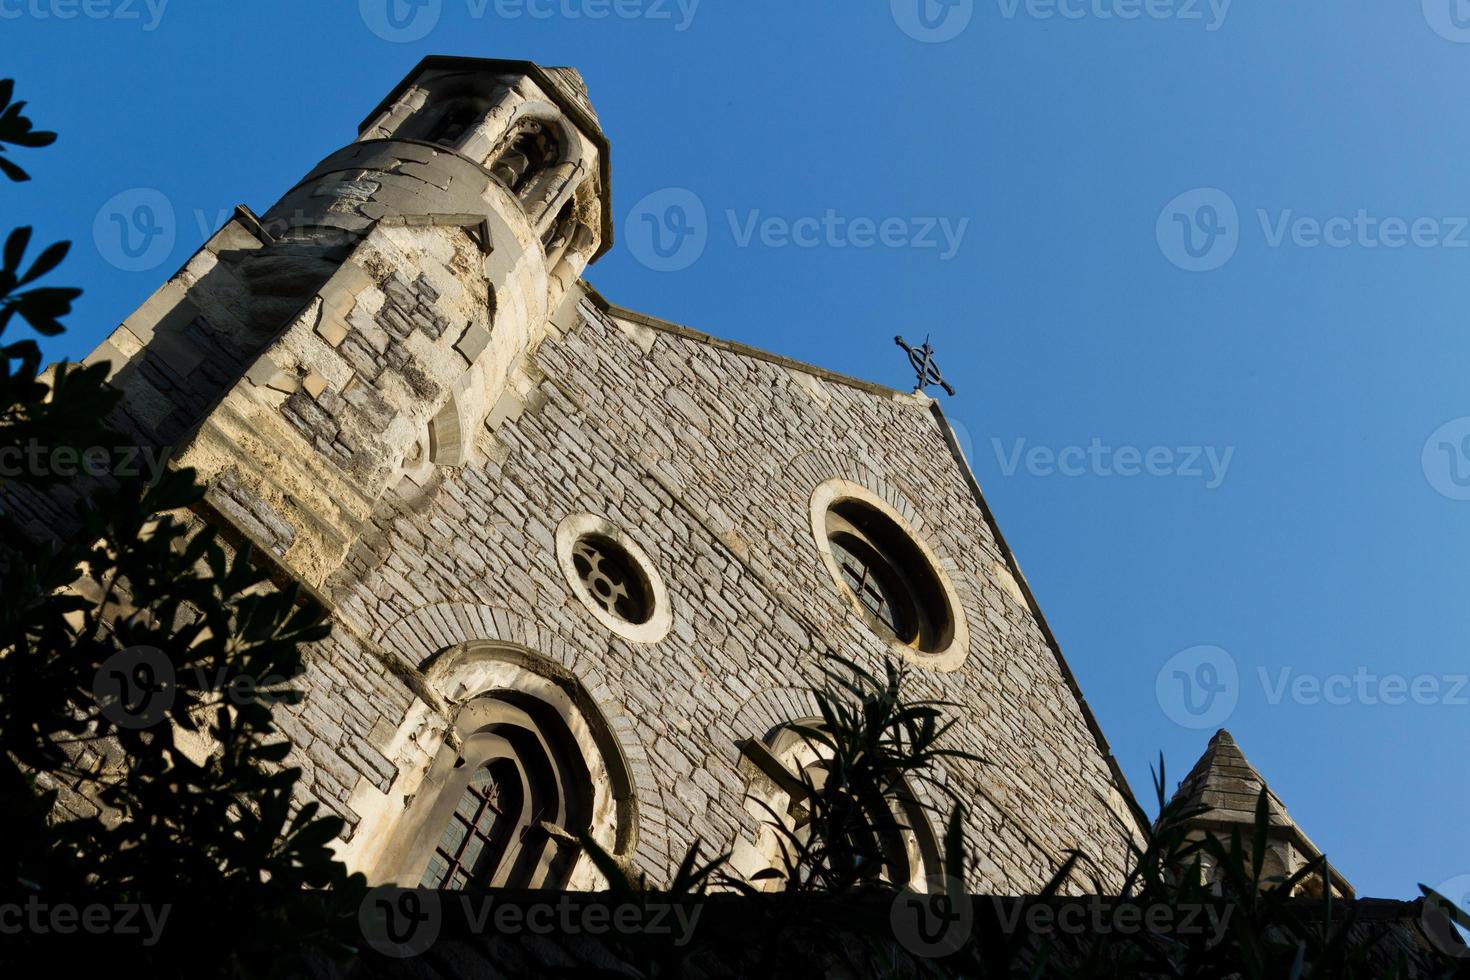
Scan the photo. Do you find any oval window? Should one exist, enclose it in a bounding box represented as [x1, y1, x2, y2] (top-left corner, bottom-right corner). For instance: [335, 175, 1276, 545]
[824, 500, 953, 653]
[809, 480, 970, 669]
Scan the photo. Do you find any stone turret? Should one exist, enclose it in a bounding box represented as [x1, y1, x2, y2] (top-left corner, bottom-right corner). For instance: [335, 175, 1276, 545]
[1170, 729, 1354, 898]
[65, 57, 611, 590]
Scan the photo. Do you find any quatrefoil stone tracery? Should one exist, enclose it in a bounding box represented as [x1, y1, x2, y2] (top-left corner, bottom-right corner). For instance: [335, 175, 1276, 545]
[572, 540, 632, 617]
[555, 514, 671, 643]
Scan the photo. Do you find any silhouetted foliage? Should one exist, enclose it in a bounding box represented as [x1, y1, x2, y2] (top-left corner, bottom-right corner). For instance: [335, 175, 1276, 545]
[0, 79, 366, 977]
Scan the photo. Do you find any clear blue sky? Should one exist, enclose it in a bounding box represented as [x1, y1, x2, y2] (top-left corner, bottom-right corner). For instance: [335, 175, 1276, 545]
[5, 1, 1466, 904]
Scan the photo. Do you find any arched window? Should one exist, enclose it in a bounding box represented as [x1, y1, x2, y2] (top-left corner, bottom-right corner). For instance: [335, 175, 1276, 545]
[421, 759, 524, 889]
[737, 721, 941, 893]
[488, 120, 561, 199]
[398, 94, 490, 148]
[416, 693, 594, 890]
[427, 100, 482, 146]
[371, 645, 638, 893]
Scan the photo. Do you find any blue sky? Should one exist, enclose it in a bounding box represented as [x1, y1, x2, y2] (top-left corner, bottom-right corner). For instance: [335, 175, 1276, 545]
[4, 1, 1467, 904]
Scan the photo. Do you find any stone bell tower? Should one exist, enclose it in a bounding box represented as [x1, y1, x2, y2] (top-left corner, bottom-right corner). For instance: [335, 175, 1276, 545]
[66, 58, 611, 590]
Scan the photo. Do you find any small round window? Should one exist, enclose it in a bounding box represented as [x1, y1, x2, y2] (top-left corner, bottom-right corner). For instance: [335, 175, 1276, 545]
[555, 514, 673, 644]
[572, 536, 651, 625]
[810, 481, 969, 670]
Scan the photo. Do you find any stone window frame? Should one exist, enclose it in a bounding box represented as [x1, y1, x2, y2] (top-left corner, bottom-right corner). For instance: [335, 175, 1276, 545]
[370, 642, 639, 891]
[556, 513, 673, 644]
[808, 479, 970, 672]
[481, 107, 585, 231]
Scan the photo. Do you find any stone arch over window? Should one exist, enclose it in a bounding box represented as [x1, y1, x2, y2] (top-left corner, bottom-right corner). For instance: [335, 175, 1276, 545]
[372, 642, 638, 890]
[487, 118, 560, 196]
[482, 106, 588, 231]
[731, 718, 942, 893]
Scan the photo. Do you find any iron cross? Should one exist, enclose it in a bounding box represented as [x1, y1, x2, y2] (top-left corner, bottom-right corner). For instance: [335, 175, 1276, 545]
[894, 335, 956, 396]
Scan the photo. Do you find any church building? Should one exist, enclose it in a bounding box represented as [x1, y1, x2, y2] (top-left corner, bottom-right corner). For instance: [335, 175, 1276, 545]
[24, 57, 1353, 904]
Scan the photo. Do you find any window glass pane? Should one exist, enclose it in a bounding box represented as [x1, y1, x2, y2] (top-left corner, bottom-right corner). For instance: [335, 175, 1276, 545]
[421, 853, 449, 889]
[456, 788, 482, 821]
[439, 816, 469, 854]
[462, 833, 486, 872]
[831, 537, 902, 632]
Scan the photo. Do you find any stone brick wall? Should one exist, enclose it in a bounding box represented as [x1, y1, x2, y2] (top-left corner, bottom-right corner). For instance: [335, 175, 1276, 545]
[283, 284, 1141, 893]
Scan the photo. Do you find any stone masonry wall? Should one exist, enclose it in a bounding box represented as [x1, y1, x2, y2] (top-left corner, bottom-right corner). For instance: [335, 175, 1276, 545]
[293, 287, 1141, 894]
